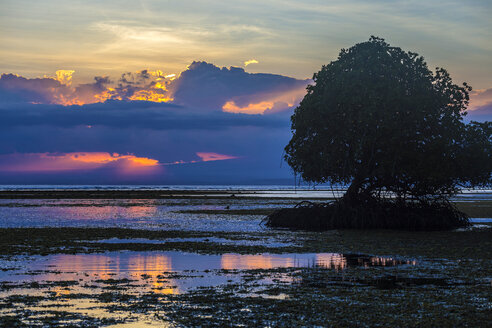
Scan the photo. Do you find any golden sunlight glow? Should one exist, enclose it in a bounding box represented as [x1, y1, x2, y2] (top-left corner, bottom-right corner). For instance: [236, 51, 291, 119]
[244, 59, 259, 67]
[33, 70, 176, 106]
[128, 89, 174, 102]
[222, 86, 307, 114]
[222, 100, 274, 114]
[94, 87, 120, 102]
[221, 254, 295, 270]
[127, 253, 179, 295]
[0, 152, 160, 172]
[55, 70, 75, 86]
[66, 152, 159, 166]
[147, 70, 165, 79]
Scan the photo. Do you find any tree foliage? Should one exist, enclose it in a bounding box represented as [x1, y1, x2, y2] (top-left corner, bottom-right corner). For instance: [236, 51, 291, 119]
[285, 36, 491, 200]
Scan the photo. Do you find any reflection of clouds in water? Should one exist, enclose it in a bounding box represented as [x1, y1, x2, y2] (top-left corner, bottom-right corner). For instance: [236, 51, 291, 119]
[0, 198, 266, 231]
[221, 254, 295, 270]
[55, 205, 160, 220]
[1, 251, 418, 303]
[127, 253, 176, 294]
[46, 252, 179, 294]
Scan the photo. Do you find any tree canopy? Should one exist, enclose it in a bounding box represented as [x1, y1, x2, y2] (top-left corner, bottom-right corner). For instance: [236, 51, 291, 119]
[285, 36, 491, 200]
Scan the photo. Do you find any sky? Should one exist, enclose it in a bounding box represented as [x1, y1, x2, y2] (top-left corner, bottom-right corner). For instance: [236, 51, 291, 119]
[0, 0, 491, 184]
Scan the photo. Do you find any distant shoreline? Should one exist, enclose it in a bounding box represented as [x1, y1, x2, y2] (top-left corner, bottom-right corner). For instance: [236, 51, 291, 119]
[0, 188, 490, 200]
[0, 189, 346, 199]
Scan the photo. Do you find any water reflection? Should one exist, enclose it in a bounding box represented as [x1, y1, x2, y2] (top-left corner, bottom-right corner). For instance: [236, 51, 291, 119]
[221, 254, 295, 270]
[0, 251, 417, 326]
[0, 198, 271, 232]
[2, 251, 416, 292]
[316, 253, 416, 270]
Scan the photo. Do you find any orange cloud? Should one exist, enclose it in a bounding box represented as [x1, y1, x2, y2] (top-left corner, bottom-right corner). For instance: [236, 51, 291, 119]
[222, 101, 274, 115]
[196, 152, 238, 162]
[222, 85, 307, 114]
[0, 152, 159, 173]
[1, 62, 309, 114]
[2, 69, 176, 106]
[244, 59, 259, 67]
[54, 70, 75, 86]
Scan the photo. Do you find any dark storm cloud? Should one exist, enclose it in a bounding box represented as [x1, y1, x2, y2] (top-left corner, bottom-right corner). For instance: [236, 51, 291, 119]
[0, 62, 306, 183]
[0, 100, 294, 184]
[0, 73, 67, 104]
[0, 101, 291, 130]
[170, 61, 309, 111]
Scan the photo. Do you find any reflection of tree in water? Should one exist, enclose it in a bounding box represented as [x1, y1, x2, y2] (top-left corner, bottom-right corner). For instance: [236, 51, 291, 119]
[316, 253, 416, 270]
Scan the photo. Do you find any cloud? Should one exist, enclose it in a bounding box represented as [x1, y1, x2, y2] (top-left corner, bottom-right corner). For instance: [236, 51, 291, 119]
[196, 152, 238, 162]
[161, 152, 238, 166]
[55, 70, 75, 86]
[0, 152, 160, 173]
[469, 88, 492, 110]
[0, 101, 291, 131]
[0, 73, 72, 104]
[466, 87, 492, 121]
[0, 61, 310, 184]
[0, 61, 308, 114]
[244, 59, 259, 67]
[170, 61, 309, 113]
[0, 69, 174, 105]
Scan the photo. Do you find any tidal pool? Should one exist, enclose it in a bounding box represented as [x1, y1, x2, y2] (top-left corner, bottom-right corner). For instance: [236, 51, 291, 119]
[0, 250, 417, 326]
[1, 251, 416, 288]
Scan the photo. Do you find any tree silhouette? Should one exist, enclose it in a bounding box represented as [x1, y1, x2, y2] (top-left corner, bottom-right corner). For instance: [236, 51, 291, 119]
[265, 37, 490, 230]
[285, 36, 491, 202]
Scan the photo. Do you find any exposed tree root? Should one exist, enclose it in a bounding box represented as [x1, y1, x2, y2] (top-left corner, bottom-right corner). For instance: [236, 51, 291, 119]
[263, 197, 470, 231]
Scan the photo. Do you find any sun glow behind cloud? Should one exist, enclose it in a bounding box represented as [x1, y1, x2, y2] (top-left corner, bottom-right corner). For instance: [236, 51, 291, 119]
[54, 70, 75, 86]
[0, 151, 239, 176]
[0, 69, 175, 106]
[0, 62, 310, 115]
[222, 86, 308, 114]
[0, 152, 160, 173]
[222, 100, 274, 114]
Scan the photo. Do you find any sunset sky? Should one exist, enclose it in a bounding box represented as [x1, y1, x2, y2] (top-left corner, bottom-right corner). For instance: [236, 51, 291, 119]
[1, 0, 491, 184]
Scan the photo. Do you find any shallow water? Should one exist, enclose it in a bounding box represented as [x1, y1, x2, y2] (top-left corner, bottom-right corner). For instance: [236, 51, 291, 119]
[0, 189, 489, 327]
[0, 196, 490, 231]
[0, 251, 416, 292]
[0, 250, 419, 327]
[0, 198, 293, 231]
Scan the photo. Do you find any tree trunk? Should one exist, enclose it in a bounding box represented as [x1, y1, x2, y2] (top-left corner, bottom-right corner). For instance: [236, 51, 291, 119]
[344, 177, 364, 203]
